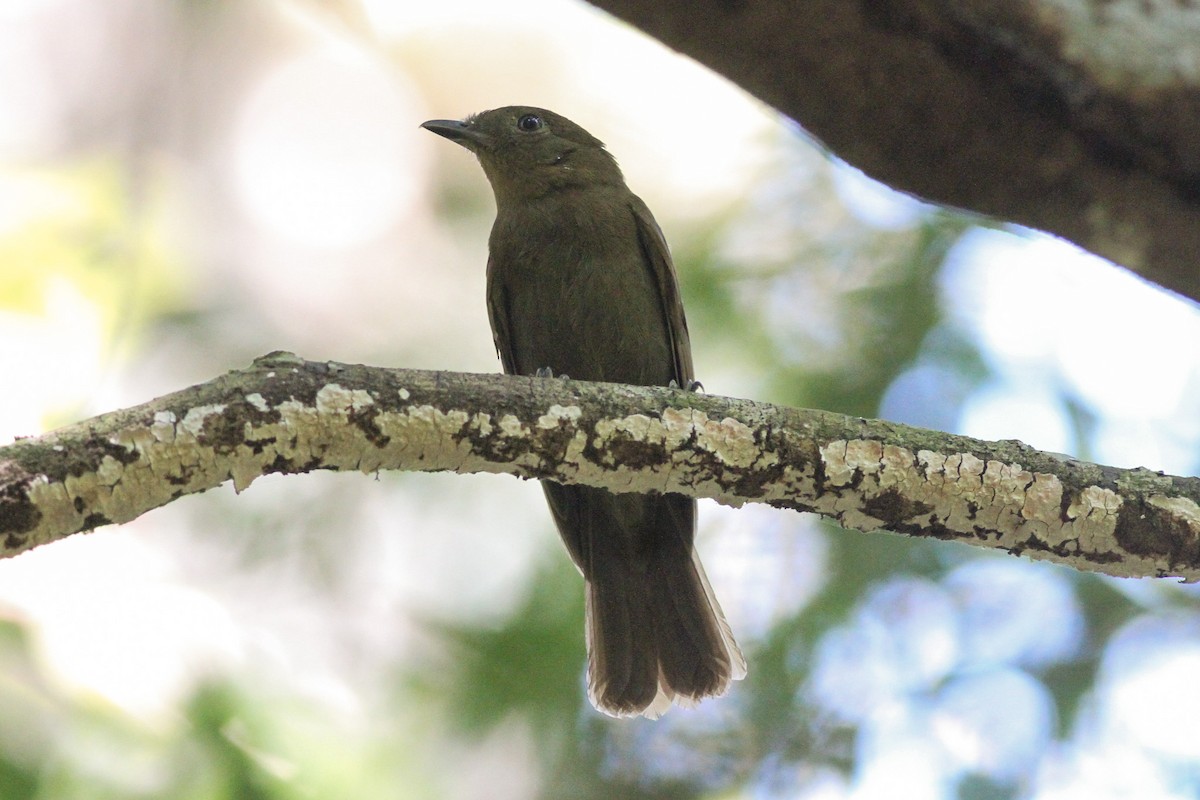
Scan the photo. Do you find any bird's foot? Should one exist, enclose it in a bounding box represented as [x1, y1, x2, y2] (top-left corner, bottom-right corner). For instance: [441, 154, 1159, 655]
[668, 379, 705, 393]
[535, 367, 570, 380]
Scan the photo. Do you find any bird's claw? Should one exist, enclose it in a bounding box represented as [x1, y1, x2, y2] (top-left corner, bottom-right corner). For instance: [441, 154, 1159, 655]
[535, 367, 570, 380]
[668, 379, 705, 393]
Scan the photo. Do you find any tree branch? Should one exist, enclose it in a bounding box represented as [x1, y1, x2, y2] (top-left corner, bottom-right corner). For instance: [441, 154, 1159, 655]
[586, 0, 1200, 304]
[2, 353, 1197, 578]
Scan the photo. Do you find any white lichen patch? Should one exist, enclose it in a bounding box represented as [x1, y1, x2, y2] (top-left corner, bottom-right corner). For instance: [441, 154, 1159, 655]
[1058, 485, 1122, 555]
[150, 411, 178, 443]
[365, 405, 466, 470]
[560, 429, 590, 472]
[591, 414, 665, 486]
[1021, 472, 1063, 519]
[1065, 485, 1121, 521]
[878, 444, 916, 488]
[315, 383, 375, 414]
[1066, 483, 1120, 520]
[530, 406, 589, 475]
[659, 408, 699, 455]
[471, 412, 493, 437]
[692, 412, 771, 470]
[768, 463, 818, 505]
[820, 440, 855, 487]
[111, 425, 157, 459]
[537, 404, 582, 428]
[821, 440, 905, 524]
[1148, 494, 1200, 532]
[401, 406, 471, 456]
[946, 452, 986, 487]
[498, 414, 526, 437]
[24, 476, 81, 548]
[822, 439, 897, 493]
[594, 414, 659, 449]
[381, 405, 517, 474]
[245, 393, 270, 412]
[204, 396, 490, 484]
[95, 454, 127, 488]
[229, 458, 265, 493]
[820, 440, 1128, 566]
[1020, 472, 1066, 541]
[844, 439, 884, 475]
[180, 404, 227, 437]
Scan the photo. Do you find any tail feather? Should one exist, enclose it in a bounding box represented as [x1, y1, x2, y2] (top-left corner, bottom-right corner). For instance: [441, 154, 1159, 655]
[649, 523, 745, 700]
[691, 547, 748, 682]
[584, 569, 662, 715]
[544, 482, 744, 718]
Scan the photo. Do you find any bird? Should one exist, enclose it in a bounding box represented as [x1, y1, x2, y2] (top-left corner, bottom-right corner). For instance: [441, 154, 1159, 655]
[421, 106, 745, 718]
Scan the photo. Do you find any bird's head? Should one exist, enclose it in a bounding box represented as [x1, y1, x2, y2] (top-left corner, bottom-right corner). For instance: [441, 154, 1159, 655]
[421, 106, 623, 201]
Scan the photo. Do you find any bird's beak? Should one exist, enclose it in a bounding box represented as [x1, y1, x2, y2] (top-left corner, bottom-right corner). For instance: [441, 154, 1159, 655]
[420, 119, 490, 151]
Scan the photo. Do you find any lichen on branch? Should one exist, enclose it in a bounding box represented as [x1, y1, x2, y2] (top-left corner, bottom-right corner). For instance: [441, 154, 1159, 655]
[2, 354, 1198, 580]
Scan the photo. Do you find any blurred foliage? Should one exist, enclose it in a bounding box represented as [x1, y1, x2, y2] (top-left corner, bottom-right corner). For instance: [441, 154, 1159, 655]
[418, 557, 585, 739]
[0, 160, 186, 346]
[0, 614, 433, 800]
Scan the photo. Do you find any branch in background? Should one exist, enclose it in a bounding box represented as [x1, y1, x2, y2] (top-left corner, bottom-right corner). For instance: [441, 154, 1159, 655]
[2, 353, 1198, 579]
[586, 0, 1200, 304]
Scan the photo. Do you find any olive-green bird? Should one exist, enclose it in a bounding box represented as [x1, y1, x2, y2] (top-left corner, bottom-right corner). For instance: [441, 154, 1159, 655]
[421, 106, 745, 717]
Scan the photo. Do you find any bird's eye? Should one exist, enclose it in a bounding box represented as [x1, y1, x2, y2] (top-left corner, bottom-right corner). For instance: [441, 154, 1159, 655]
[516, 114, 543, 132]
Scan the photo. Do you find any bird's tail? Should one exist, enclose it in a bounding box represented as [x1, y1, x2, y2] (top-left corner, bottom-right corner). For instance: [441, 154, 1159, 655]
[546, 484, 744, 718]
[643, 534, 746, 712]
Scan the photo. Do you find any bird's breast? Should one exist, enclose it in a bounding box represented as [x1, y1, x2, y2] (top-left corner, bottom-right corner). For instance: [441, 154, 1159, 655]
[487, 193, 675, 386]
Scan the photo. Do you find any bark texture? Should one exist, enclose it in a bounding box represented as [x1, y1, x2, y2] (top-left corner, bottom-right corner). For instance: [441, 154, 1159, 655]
[2, 355, 1198, 580]
[586, 0, 1200, 304]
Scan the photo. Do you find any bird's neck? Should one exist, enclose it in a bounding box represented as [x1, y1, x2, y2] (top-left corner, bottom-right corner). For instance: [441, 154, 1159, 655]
[482, 149, 626, 205]
[490, 176, 625, 214]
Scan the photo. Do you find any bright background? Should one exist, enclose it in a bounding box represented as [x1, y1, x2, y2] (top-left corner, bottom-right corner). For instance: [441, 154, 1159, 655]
[2, 2, 1200, 799]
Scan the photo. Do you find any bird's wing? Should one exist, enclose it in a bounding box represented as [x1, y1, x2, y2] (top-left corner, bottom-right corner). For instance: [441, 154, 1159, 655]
[485, 253, 520, 374]
[629, 195, 694, 385]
